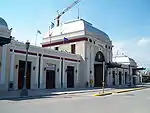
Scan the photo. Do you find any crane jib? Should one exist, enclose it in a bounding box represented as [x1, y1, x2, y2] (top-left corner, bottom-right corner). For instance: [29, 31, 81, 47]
[54, 0, 81, 26]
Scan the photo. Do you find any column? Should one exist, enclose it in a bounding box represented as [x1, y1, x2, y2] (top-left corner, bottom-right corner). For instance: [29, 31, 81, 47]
[40, 55, 43, 88]
[76, 62, 79, 87]
[10, 49, 15, 81]
[35, 54, 39, 88]
[109, 68, 112, 86]
[59, 58, 62, 88]
[9, 49, 15, 89]
[116, 68, 119, 85]
[62, 58, 65, 88]
[102, 61, 105, 92]
[0, 45, 7, 84]
[86, 45, 90, 86]
[122, 74, 124, 85]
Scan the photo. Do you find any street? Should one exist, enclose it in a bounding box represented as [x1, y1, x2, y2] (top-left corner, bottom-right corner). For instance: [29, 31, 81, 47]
[0, 87, 150, 113]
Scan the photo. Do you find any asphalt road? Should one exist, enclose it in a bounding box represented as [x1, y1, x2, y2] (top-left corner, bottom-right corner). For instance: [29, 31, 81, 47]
[0, 88, 150, 113]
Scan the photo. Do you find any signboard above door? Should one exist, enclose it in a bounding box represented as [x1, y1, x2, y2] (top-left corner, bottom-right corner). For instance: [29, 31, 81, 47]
[46, 63, 56, 71]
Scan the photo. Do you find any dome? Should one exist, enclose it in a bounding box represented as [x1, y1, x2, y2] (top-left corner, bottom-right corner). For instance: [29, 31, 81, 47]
[112, 55, 137, 66]
[43, 19, 110, 41]
[0, 17, 8, 27]
[0, 17, 11, 45]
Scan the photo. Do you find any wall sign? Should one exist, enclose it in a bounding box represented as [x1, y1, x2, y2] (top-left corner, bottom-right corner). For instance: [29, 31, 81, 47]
[46, 63, 56, 71]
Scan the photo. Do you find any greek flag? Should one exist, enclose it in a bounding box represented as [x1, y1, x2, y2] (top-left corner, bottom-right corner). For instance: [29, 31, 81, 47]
[64, 37, 69, 41]
[37, 30, 42, 34]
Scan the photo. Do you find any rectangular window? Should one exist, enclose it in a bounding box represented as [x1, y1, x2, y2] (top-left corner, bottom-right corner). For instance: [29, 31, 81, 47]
[71, 44, 75, 54]
[55, 47, 59, 50]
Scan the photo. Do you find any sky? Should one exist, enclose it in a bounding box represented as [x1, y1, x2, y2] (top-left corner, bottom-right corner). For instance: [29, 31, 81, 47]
[0, 0, 150, 69]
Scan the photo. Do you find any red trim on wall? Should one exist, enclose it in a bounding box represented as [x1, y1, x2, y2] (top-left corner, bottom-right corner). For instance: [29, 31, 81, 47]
[10, 49, 80, 62]
[14, 50, 37, 56]
[43, 54, 60, 59]
[64, 58, 80, 62]
[43, 55, 80, 62]
[42, 37, 88, 47]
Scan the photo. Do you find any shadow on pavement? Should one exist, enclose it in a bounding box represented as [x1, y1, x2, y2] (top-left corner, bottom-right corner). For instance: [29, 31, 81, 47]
[0, 94, 60, 101]
[0, 84, 149, 101]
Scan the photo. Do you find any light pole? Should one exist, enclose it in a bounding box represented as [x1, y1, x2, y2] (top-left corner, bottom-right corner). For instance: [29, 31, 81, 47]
[20, 41, 30, 97]
[102, 61, 105, 93]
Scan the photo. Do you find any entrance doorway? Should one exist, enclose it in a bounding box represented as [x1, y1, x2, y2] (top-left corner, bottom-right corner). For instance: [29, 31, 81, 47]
[94, 64, 103, 87]
[18, 60, 31, 89]
[119, 71, 122, 85]
[133, 77, 136, 85]
[67, 66, 74, 88]
[125, 72, 127, 84]
[112, 71, 115, 85]
[46, 70, 55, 89]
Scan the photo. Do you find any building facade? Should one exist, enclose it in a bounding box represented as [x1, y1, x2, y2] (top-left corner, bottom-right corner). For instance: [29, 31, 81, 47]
[0, 18, 141, 91]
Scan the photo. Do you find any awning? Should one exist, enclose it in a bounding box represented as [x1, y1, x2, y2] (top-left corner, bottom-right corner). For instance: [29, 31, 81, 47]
[0, 37, 11, 46]
[106, 62, 122, 68]
[133, 67, 146, 70]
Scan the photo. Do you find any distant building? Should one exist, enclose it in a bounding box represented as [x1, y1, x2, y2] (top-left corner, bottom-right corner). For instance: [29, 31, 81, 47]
[0, 18, 142, 91]
[142, 70, 150, 83]
[112, 55, 141, 86]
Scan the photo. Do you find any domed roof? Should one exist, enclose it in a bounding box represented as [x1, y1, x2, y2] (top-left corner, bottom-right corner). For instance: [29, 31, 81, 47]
[43, 19, 110, 41]
[112, 55, 137, 66]
[0, 17, 11, 43]
[0, 17, 8, 27]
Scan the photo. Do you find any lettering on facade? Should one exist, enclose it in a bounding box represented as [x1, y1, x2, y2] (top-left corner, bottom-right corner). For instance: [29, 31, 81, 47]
[46, 63, 56, 70]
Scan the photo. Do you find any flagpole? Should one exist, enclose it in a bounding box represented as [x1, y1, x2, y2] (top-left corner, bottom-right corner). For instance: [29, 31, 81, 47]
[49, 26, 51, 49]
[35, 32, 38, 46]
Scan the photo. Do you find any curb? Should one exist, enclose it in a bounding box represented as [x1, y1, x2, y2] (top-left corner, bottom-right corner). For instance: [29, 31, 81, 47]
[116, 87, 146, 94]
[94, 92, 112, 96]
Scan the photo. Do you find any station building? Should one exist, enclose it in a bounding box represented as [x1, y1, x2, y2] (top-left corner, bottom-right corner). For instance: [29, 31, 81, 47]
[0, 17, 141, 91]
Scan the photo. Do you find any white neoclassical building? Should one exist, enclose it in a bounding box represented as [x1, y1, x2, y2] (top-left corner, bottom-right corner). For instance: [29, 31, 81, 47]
[112, 55, 141, 86]
[0, 18, 141, 91]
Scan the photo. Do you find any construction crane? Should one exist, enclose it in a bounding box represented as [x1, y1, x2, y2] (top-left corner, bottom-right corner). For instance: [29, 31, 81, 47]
[54, 0, 81, 27]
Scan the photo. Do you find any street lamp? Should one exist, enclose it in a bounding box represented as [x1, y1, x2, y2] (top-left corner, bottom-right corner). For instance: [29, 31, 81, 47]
[102, 61, 105, 93]
[20, 41, 30, 97]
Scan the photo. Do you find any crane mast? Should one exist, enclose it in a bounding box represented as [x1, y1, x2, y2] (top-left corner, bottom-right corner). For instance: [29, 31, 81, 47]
[54, 0, 80, 27]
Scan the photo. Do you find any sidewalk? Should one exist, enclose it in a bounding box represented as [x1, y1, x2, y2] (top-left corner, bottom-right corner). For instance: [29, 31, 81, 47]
[0, 85, 144, 100]
[0, 88, 111, 99]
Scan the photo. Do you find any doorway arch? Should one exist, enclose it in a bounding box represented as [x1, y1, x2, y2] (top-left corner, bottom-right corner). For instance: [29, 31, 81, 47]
[94, 51, 105, 87]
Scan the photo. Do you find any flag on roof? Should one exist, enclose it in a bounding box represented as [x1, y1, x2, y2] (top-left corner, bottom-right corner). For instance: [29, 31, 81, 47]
[64, 37, 69, 41]
[37, 30, 42, 34]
